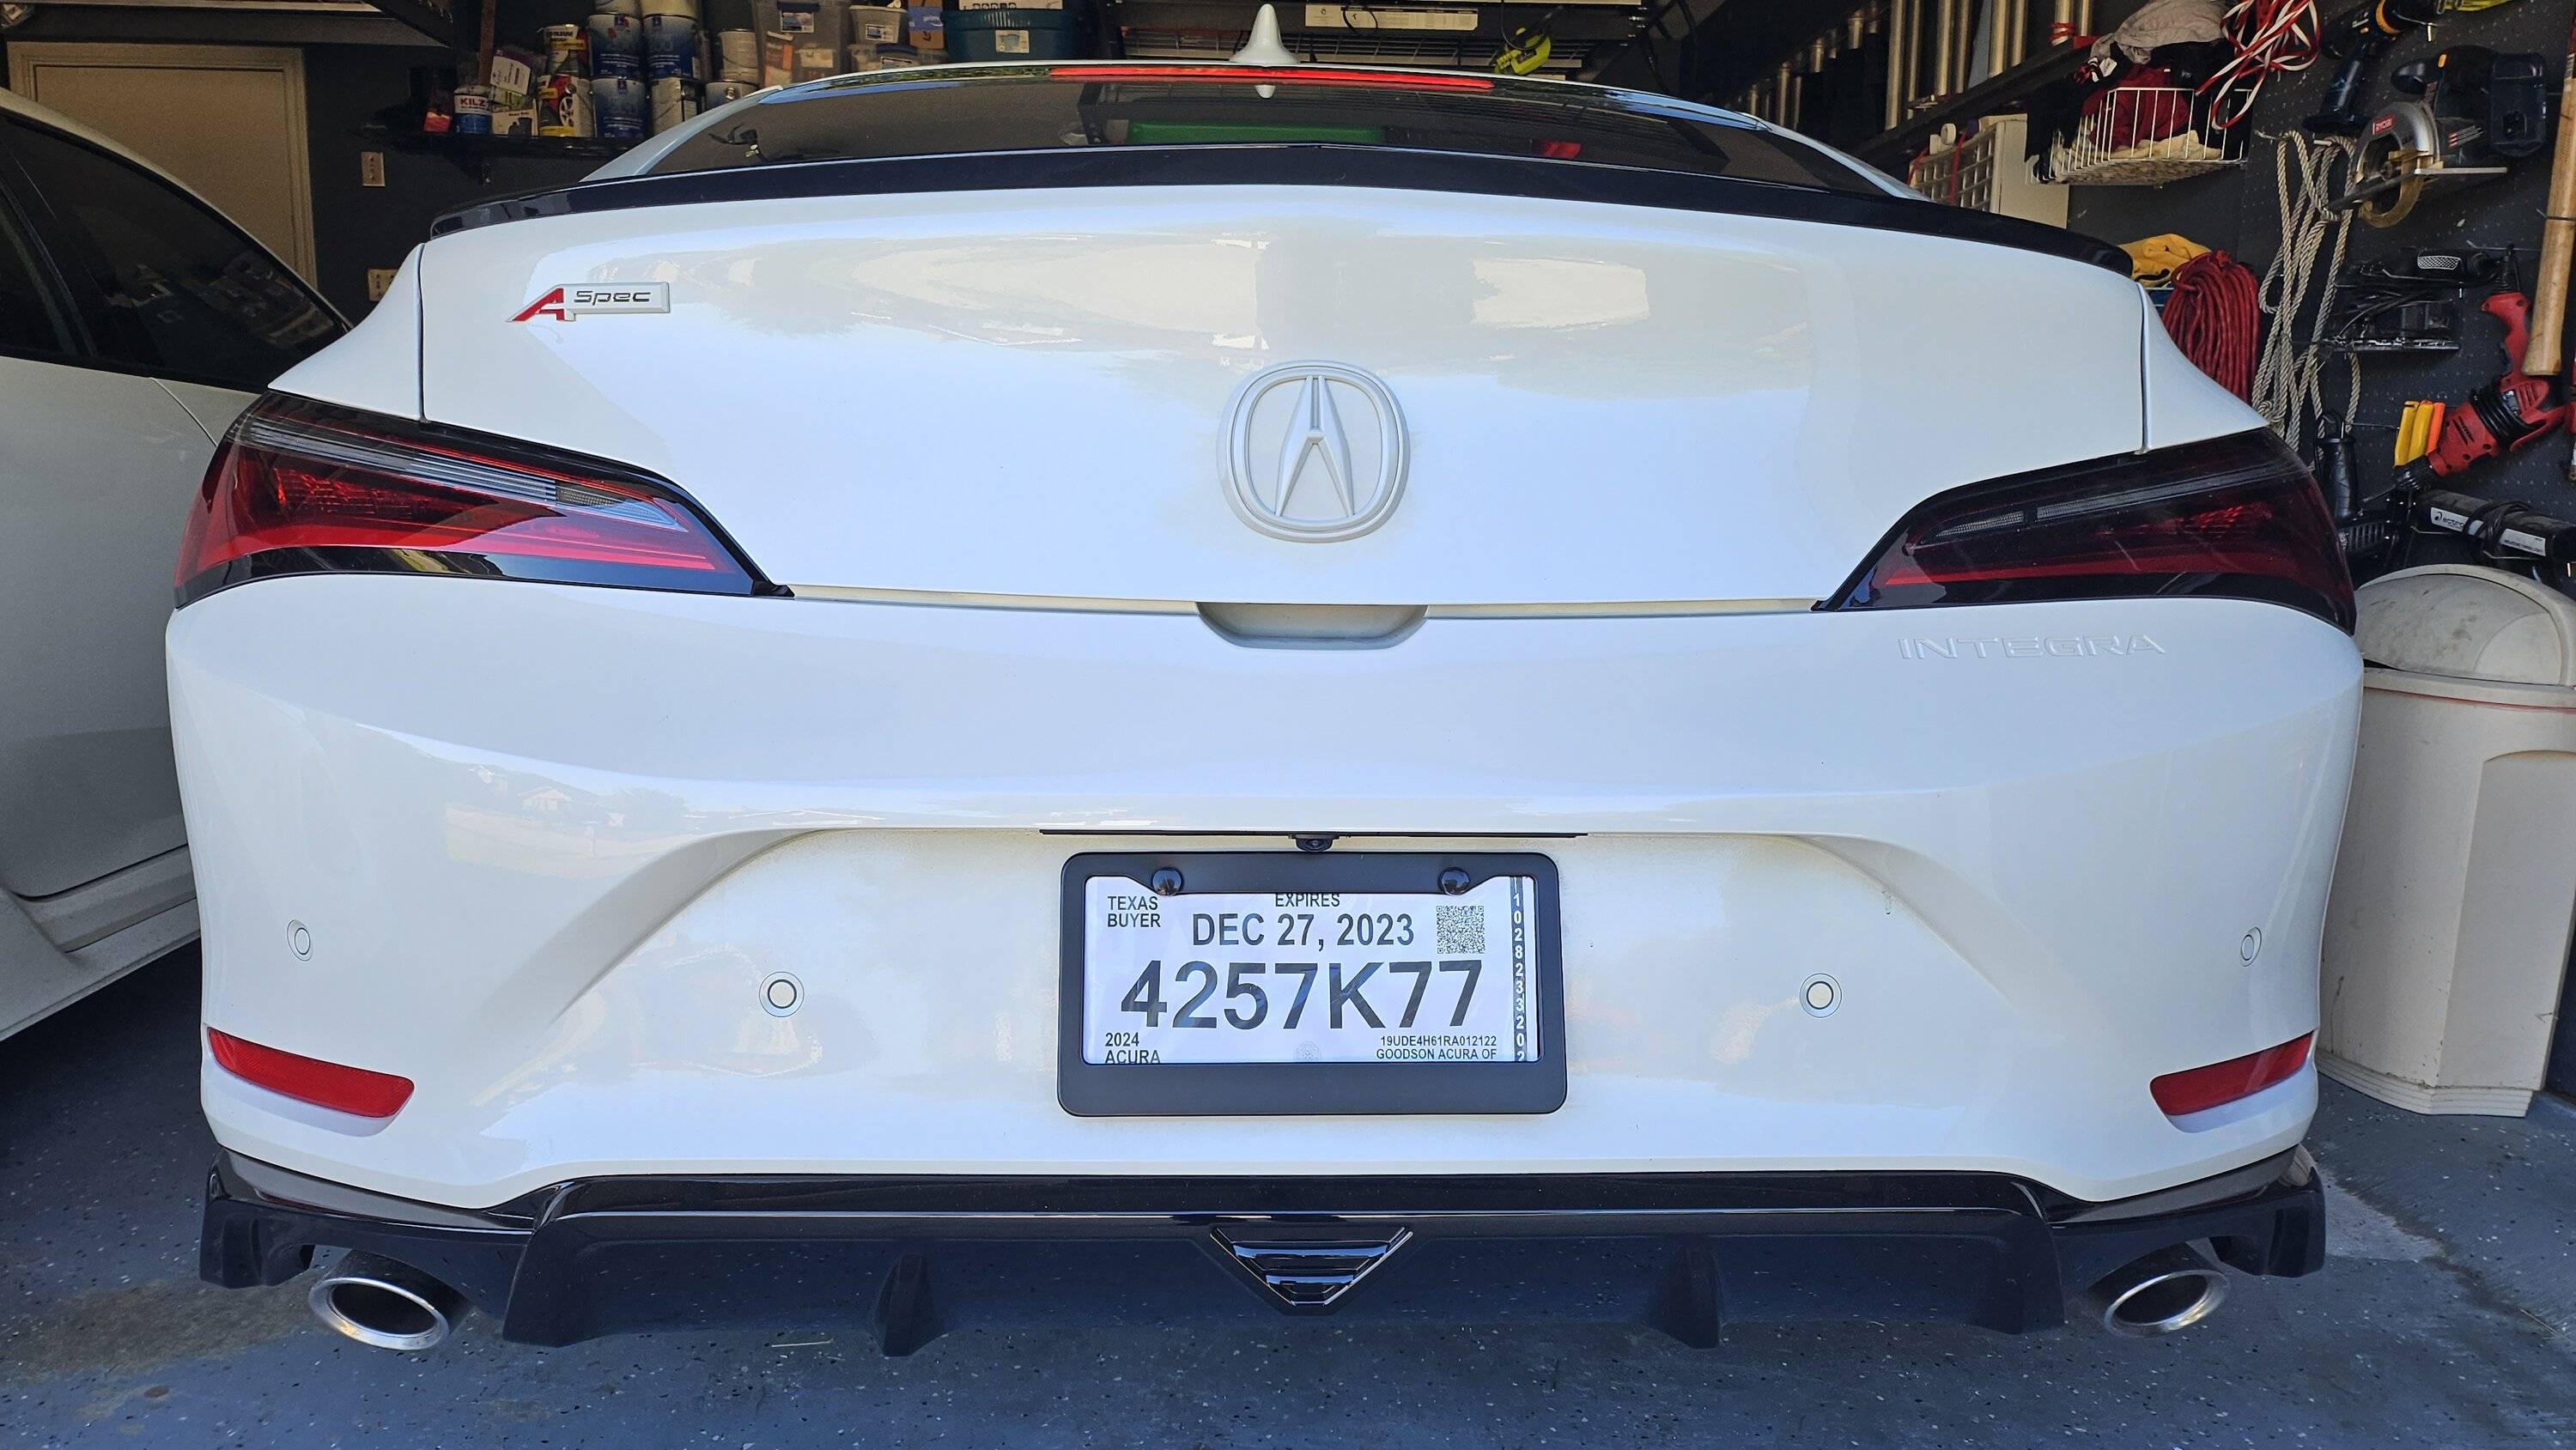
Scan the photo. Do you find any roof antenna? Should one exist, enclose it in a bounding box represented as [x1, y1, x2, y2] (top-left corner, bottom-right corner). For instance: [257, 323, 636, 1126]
[1230, 3, 1299, 65]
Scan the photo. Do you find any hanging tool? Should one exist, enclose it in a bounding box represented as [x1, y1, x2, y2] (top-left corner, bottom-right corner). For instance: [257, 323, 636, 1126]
[2327, 247, 2507, 352]
[2396, 283, 2569, 483]
[2408, 489, 2576, 561]
[1492, 12, 1557, 76]
[2339, 47, 2548, 226]
[2305, 0, 2439, 135]
[2394, 399, 2448, 462]
[2525, 13, 2576, 377]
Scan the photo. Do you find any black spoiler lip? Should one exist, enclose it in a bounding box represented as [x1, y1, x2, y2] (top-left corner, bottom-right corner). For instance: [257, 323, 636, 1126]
[429, 143, 2129, 275]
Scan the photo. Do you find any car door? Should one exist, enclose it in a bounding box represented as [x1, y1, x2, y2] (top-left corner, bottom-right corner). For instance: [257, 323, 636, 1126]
[0, 112, 339, 913]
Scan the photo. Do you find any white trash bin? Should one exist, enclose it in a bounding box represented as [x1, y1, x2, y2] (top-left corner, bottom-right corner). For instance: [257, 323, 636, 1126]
[2319, 564, 2576, 1115]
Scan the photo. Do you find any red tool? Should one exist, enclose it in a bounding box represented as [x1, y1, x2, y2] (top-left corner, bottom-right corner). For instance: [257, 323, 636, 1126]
[2408, 289, 2569, 479]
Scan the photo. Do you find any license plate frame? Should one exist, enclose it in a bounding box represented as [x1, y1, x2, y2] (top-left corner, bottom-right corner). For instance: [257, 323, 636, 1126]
[1057, 851, 1565, 1117]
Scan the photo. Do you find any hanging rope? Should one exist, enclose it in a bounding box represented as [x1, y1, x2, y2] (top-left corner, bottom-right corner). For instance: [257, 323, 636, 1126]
[2251, 130, 2361, 446]
[2202, 0, 2322, 133]
[2163, 251, 2263, 401]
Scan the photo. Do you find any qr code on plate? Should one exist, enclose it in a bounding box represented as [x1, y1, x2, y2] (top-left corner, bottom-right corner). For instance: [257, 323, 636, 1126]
[1435, 903, 1485, 956]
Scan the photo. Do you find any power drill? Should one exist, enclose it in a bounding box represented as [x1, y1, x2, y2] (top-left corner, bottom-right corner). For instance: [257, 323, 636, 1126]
[2403, 289, 2569, 482]
[2306, 0, 2437, 134]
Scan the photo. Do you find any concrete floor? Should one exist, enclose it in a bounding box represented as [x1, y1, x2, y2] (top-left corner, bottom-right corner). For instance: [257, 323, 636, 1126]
[3, 951, 2572, 1447]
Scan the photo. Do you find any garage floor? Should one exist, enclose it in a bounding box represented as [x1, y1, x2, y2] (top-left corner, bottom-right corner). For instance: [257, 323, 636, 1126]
[4, 954, 2572, 1447]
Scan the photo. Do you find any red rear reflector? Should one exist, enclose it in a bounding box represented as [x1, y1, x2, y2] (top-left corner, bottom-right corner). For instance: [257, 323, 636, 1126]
[176, 394, 760, 606]
[1050, 64, 1495, 91]
[207, 1028, 415, 1119]
[2150, 1034, 2312, 1118]
[1826, 431, 2354, 631]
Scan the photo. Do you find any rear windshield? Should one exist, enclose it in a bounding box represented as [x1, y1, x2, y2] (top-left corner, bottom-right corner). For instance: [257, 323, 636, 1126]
[641, 65, 1881, 194]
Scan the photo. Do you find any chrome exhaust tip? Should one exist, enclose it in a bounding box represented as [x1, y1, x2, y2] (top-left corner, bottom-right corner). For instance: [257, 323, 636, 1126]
[308, 1251, 465, 1351]
[2078, 1243, 2230, 1338]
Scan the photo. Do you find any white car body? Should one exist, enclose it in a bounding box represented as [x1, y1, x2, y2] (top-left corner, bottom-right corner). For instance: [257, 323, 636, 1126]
[0, 88, 340, 1039]
[177, 63, 2354, 1348]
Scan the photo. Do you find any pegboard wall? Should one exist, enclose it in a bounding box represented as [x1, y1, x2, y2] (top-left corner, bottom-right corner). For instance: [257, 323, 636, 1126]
[2065, 0, 2574, 591]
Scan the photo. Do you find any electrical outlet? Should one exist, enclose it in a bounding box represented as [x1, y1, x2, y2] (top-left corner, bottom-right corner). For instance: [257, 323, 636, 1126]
[366, 268, 398, 302]
[360, 150, 386, 187]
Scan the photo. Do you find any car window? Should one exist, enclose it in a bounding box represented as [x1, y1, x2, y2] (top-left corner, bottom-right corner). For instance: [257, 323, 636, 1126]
[1, 117, 338, 389]
[0, 193, 71, 359]
[645, 67, 1881, 195]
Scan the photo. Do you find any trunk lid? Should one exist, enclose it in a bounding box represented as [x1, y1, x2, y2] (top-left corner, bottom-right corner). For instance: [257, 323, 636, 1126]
[415, 187, 2146, 606]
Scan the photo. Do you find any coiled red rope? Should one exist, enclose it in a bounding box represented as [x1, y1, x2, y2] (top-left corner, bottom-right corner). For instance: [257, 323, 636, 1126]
[2162, 250, 2263, 402]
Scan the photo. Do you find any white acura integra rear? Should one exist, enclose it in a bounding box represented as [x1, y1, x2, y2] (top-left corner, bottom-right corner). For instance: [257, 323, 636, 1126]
[177, 60, 2354, 1354]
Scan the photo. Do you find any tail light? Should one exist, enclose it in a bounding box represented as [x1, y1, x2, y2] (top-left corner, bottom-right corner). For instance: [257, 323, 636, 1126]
[176, 394, 766, 607]
[207, 1028, 415, 1119]
[2150, 1033, 2313, 1118]
[1825, 431, 2354, 630]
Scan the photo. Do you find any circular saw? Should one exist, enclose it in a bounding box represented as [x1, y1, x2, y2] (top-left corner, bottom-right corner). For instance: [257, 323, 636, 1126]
[2337, 46, 2543, 227]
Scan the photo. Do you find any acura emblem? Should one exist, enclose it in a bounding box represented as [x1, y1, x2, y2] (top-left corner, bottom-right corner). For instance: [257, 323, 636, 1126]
[1221, 361, 1408, 543]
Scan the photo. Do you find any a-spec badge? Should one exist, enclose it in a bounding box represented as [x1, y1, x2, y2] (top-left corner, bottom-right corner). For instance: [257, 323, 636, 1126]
[1221, 361, 1409, 543]
[512, 282, 671, 322]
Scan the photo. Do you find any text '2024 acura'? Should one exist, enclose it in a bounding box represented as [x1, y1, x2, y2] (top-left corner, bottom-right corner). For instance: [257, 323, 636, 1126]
[174, 58, 2354, 1354]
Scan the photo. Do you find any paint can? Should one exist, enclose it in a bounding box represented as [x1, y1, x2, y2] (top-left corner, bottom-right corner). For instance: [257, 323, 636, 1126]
[702, 78, 756, 107]
[586, 11, 647, 76]
[644, 13, 701, 77]
[593, 0, 642, 15]
[714, 28, 761, 81]
[453, 85, 494, 134]
[540, 25, 589, 75]
[593, 72, 650, 137]
[538, 73, 595, 136]
[643, 0, 701, 77]
[650, 75, 699, 132]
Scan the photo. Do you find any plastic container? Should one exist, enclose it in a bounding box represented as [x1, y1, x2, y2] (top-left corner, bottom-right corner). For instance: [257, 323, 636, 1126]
[943, 5, 1078, 60]
[2319, 564, 2576, 1116]
[849, 2, 906, 44]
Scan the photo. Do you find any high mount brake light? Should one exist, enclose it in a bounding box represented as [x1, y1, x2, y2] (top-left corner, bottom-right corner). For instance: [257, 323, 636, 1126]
[175, 395, 763, 606]
[207, 1028, 415, 1119]
[2150, 1034, 2312, 1118]
[1049, 64, 1496, 91]
[1826, 431, 2355, 631]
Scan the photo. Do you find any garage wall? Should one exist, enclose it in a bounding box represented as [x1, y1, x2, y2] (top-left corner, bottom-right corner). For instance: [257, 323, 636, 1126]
[298, 46, 593, 319]
[1, 6, 595, 321]
[2062, 0, 2576, 1099]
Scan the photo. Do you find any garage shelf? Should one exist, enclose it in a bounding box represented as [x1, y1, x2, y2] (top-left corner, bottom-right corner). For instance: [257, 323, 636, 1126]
[360, 124, 633, 182]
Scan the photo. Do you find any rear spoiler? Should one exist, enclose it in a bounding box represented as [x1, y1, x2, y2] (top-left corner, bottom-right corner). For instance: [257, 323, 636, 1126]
[430, 143, 2128, 275]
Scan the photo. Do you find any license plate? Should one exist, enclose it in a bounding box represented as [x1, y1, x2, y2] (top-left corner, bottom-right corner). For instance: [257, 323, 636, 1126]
[1080, 874, 1538, 1066]
[1056, 852, 1565, 1116]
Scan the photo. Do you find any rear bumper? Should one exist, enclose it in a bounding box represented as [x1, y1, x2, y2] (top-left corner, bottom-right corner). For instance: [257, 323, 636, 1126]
[203, 1147, 2325, 1351]
[173, 578, 2359, 1207]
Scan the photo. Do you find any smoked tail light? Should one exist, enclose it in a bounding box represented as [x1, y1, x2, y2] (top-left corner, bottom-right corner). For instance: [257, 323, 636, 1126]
[207, 1028, 415, 1119]
[1825, 430, 2354, 631]
[2150, 1033, 2313, 1119]
[176, 394, 769, 607]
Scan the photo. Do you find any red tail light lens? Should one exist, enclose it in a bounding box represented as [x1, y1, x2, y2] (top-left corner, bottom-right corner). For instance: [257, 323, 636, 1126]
[207, 1028, 415, 1119]
[176, 394, 764, 606]
[1826, 431, 2354, 630]
[2150, 1033, 2312, 1118]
